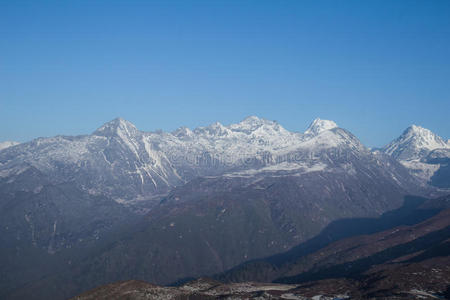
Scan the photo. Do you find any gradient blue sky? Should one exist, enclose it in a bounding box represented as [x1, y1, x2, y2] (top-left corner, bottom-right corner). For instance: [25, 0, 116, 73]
[1, 0, 449, 146]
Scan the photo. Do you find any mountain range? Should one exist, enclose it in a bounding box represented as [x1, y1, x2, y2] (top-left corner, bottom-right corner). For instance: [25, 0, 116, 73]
[2, 117, 449, 197]
[0, 116, 448, 299]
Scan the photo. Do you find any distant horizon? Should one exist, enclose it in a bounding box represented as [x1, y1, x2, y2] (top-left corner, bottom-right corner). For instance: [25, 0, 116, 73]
[2, 1, 449, 146]
[1, 114, 448, 149]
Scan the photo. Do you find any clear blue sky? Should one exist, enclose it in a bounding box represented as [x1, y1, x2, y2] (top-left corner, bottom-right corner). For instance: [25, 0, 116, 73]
[1, 0, 449, 146]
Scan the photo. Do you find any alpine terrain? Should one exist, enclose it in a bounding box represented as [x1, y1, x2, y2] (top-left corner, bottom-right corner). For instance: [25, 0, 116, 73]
[0, 117, 448, 300]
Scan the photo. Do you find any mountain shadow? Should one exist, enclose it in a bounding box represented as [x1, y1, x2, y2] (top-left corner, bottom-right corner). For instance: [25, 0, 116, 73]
[217, 195, 445, 283]
[276, 225, 450, 283]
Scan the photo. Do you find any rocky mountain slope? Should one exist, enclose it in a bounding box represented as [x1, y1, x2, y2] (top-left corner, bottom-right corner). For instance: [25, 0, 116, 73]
[216, 195, 449, 281]
[216, 195, 450, 299]
[70, 279, 324, 300]
[71, 196, 450, 300]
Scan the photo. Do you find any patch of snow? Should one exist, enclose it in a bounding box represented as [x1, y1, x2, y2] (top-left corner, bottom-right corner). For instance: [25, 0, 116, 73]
[305, 118, 338, 136]
[407, 289, 441, 299]
[400, 159, 441, 181]
[224, 161, 328, 177]
[0, 141, 20, 151]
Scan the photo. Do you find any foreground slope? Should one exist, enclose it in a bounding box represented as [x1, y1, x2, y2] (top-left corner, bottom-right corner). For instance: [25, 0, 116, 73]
[217, 195, 450, 298]
[71, 196, 450, 300]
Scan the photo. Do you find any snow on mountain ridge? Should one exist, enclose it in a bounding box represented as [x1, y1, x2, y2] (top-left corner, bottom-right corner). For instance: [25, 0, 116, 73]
[172, 127, 194, 139]
[229, 116, 278, 132]
[93, 116, 338, 142]
[93, 117, 139, 137]
[383, 124, 449, 160]
[194, 122, 232, 137]
[0, 116, 369, 203]
[0, 141, 20, 151]
[304, 118, 338, 136]
[404, 125, 448, 149]
[382, 124, 450, 183]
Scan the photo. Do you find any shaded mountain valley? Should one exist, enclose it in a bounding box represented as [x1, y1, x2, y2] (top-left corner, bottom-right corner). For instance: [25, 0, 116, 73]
[72, 195, 450, 300]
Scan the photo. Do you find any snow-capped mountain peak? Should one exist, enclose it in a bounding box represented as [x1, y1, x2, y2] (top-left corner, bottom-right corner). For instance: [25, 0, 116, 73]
[229, 116, 279, 133]
[383, 124, 449, 160]
[381, 124, 450, 183]
[403, 125, 448, 148]
[172, 127, 194, 138]
[194, 122, 231, 137]
[403, 124, 448, 149]
[406, 124, 434, 137]
[304, 118, 338, 136]
[93, 117, 139, 137]
[241, 115, 269, 125]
